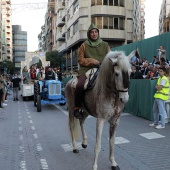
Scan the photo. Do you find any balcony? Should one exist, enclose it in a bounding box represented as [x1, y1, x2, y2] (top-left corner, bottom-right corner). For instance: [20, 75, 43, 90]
[56, 17, 65, 27]
[61, 10, 66, 21]
[6, 0, 11, 5]
[61, 25, 66, 36]
[56, 31, 65, 41]
[56, 1, 64, 12]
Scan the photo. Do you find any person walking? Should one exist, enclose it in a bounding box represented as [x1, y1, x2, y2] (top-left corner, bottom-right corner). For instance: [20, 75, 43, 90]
[73, 23, 110, 118]
[11, 73, 21, 101]
[149, 67, 169, 129]
[0, 75, 4, 109]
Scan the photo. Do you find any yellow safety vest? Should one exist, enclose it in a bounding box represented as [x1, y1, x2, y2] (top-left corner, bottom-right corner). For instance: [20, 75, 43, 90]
[154, 76, 169, 100]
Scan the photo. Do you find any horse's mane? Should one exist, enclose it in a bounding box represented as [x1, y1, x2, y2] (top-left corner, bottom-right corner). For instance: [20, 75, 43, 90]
[94, 51, 131, 97]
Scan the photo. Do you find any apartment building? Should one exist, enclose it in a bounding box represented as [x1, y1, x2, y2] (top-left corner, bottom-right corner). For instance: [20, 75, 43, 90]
[159, 0, 170, 34]
[12, 25, 27, 70]
[0, 1, 2, 62]
[1, 0, 12, 61]
[39, 0, 144, 70]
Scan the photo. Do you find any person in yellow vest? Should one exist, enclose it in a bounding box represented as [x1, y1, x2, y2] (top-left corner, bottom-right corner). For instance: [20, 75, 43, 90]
[73, 23, 110, 119]
[149, 67, 169, 129]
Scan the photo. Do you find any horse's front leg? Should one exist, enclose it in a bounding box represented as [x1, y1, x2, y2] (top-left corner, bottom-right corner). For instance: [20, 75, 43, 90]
[69, 114, 79, 153]
[93, 118, 105, 170]
[109, 119, 120, 170]
[80, 119, 87, 149]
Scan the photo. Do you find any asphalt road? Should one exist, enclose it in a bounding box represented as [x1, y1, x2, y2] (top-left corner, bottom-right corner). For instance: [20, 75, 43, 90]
[0, 93, 170, 170]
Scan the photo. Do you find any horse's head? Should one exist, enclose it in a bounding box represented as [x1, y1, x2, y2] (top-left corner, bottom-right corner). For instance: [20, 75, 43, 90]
[97, 51, 133, 103]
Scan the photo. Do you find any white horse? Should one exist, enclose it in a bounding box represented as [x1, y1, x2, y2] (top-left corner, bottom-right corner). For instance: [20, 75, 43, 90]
[65, 50, 135, 170]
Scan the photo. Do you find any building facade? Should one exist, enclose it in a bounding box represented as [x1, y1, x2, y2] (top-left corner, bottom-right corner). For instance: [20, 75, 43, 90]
[2, 0, 12, 61]
[12, 25, 27, 70]
[0, 1, 2, 62]
[39, 0, 145, 70]
[159, 0, 170, 34]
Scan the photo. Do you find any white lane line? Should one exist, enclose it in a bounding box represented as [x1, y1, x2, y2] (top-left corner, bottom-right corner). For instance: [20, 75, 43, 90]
[19, 145, 25, 153]
[53, 105, 68, 116]
[54, 105, 93, 118]
[26, 112, 30, 114]
[19, 134, 23, 140]
[139, 132, 165, 139]
[40, 159, 49, 169]
[107, 137, 130, 144]
[29, 120, 33, 123]
[36, 144, 42, 151]
[33, 133, 38, 139]
[28, 115, 31, 119]
[19, 121, 22, 124]
[18, 112, 21, 115]
[31, 126, 35, 130]
[20, 161, 26, 170]
[19, 127, 23, 131]
[61, 142, 84, 152]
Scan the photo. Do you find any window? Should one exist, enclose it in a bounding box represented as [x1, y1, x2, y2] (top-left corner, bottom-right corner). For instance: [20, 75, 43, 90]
[103, 17, 108, 29]
[103, 0, 108, 5]
[96, 0, 102, 5]
[120, 0, 124, 7]
[73, 1, 79, 14]
[91, 0, 95, 6]
[67, 29, 70, 39]
[92, 17, 95, 25]
[114, 0, 118, 6]
[109, 17, 113, 29]
[109, 0, 113, 5]
[97, 17, 102, 29]
[73, 21, 78, 35]
[114, 18, 118, 29]
[119, 18, 124, 30]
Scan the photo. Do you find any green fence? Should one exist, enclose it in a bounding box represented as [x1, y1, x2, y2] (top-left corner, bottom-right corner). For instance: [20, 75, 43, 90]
[111, 32, 170, 62]
[124, 79, 157, 120]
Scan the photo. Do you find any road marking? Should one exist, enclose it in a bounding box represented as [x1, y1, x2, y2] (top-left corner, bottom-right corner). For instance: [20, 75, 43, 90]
[53, 105, 68, 116]
[20, 161, 26, 170]
[61, 142, 84, 152]
[36, 144, 42, 151]
[29, 120, 33, 123]
[19, 127, 23, 131]
[19, 145, 25, 153]
[19, 134, 23, 140]
[107, 137, 130, 144]
[139, 132, 165, 139]
[40, 159, 49, 169]
[18, 112, 21, 115]
[26, 112, 30, 115]
[33, 133, 38, 139]
[54, 105, 94, 118]
[19, 121, 22, 124]
[28, 115, 31, 119]
[31, 126, 35, 130]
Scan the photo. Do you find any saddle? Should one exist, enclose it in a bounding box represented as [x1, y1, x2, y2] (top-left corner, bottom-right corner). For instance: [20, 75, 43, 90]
[71, 68, 99, 90]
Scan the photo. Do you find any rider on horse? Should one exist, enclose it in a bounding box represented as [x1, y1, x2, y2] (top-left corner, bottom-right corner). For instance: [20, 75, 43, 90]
[74, 23, 110, 118]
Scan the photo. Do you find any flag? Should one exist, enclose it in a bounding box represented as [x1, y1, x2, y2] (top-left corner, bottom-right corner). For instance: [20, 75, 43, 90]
[135, 47, 140, 58]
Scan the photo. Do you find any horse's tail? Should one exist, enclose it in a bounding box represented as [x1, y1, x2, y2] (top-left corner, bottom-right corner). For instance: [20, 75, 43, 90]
[68, 115, 79, 140]
[65, 80, 79, 140]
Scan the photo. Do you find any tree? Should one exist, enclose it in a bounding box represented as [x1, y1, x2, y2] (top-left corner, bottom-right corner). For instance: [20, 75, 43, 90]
[46, 50, 66, 71]
[0, 60, 15, 74]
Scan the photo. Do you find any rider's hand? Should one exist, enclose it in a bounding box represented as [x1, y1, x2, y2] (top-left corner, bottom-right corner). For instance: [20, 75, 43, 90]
[93, 60, 100, 65]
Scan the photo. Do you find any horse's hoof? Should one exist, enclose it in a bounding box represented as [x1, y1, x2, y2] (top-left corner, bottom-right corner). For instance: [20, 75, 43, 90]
[82, 144, 87, 148]
[73, 149, 79, 153]
[111, 166, 120, 170]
